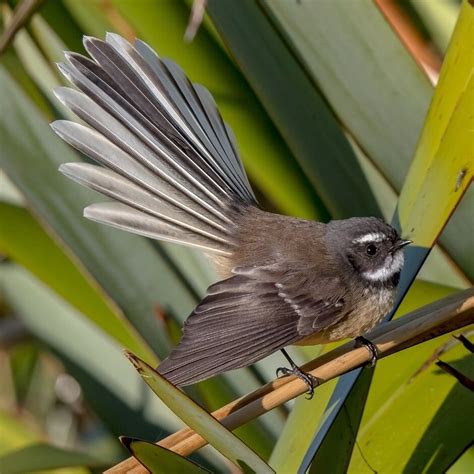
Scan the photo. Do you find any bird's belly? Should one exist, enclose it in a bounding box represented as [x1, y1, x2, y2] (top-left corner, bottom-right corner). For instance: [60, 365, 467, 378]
[296, 288, 395, 346]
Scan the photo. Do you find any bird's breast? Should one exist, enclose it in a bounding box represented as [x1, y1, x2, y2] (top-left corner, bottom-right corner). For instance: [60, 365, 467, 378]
[296, 286, 395, 346]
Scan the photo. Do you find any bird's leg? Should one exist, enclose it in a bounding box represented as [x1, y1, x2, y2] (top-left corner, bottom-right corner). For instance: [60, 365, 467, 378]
[276, 348, 319, 399]
[354, 336, 379, 367]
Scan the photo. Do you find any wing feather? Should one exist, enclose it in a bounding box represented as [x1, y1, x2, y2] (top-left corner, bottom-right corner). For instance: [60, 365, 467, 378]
[158, 265, 349, 386]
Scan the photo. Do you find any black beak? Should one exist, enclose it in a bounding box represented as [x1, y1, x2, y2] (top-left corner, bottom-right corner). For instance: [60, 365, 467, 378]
[390, 239, 412, 252]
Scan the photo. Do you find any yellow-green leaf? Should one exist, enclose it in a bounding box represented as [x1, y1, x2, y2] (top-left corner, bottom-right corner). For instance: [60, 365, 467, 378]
[0, 409, 40, 456]
[1, 264, 182, 439]
[125, 352, 274, 474]
[121, 437, 210, 473]
[399, 1, 474, 247]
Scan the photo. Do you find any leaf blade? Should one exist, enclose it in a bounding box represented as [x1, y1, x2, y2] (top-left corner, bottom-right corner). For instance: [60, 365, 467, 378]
[121, 437, 210, 473]
[126, 352, 274, 474]
[0, 264, 183, 440]
[0, 201, 157, 364]
[0, 443, 106, 474]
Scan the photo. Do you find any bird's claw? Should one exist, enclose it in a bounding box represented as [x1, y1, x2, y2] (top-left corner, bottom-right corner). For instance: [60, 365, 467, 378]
[355, 336, 379, 367]
[276, 365, 318, 399]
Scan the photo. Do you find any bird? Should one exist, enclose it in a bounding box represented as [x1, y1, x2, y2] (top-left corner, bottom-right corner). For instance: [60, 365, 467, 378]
[51, 33, 411, 398]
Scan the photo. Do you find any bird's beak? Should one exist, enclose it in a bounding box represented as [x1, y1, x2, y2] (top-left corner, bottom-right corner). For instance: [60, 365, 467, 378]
[390, 239, 412, 252]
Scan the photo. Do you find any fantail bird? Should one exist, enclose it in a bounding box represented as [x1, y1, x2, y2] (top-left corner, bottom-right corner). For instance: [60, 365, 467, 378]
[52, 34, 411, 397]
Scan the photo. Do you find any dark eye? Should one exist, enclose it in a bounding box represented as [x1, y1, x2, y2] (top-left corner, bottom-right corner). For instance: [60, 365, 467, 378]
[366, 244, 378, 256]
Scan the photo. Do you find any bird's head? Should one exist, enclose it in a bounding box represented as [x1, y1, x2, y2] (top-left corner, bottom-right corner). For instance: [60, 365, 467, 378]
[327, 217, 411, 287]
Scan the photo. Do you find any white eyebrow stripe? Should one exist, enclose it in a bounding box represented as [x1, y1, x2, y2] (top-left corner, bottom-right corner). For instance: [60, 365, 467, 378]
[352, 232, 387, 244]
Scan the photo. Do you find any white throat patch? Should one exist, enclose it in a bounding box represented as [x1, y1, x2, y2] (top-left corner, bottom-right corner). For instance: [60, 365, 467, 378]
[362, 251, 404, 282]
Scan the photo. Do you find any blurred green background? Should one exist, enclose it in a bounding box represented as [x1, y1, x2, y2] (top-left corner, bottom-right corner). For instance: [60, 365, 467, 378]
[0, 0, 472, 472]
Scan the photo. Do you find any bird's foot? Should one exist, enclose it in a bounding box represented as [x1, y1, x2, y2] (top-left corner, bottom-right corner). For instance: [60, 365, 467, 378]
[278, 348, 319, 399]
[355, 336, 379, 367]
[276, 365, 318, 400]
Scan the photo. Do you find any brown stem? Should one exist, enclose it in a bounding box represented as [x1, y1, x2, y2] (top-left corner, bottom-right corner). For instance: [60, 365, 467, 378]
[375, 0, 442, 84]
[0, 0, 44, 55]
[435, 360, 474, 391]
[106, 288, 474, 473]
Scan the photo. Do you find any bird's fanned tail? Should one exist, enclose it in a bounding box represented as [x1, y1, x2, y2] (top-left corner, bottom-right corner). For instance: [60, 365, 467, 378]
[52, 33, 256, 256]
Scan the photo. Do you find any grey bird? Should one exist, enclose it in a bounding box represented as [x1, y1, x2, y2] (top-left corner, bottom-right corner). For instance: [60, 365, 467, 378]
[52, 34, 411, 397]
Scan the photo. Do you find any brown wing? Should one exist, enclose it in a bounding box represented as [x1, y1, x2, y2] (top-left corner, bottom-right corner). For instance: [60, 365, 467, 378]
[158, 264, 348, 386]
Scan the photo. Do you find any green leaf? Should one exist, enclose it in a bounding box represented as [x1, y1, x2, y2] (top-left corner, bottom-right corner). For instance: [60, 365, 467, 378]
[349, 330, 474, 472]
[309, 369, 374, 474]
[0, 201, 156, 364]
[264, 0, 431, 193]
[0, 409, 41, 456]
[62, 0, 116, 40]
[410, 0, 460, 53]
[8, 341, 40, 405]
[39, 0, 85, 52]
[0, 443, 105, 473]
[0, 0, 44, 55]
[447, 444, 474, 474]
[121, 437, 210, 473]
[125, 352, 275, 474]
[1, 3, 72, 119]
[442, 190, 474, 282]
[192, 375, 277, 461]
[398, 1, 473, 249]
[207, 0, 379, 219]
[158, 243, 216, 298]
[269, 378, 338, 473]
[0, 47, 52, 118]
[29, 12, 70, 66]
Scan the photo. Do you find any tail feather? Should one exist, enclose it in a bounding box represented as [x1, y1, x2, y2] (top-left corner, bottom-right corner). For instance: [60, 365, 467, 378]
[59, 162, 230, 244]
[52, 120, 229, 231]
[84, 202, 233, 256]
[83, 34, 251, 202]
[52, 34, 256, 254]
[56, 56, 232, 204]
[52, 88, 230, 225]
[152, 49, 249, 196]
[192, 83, 252, 199]
[121, 34, 254, 202]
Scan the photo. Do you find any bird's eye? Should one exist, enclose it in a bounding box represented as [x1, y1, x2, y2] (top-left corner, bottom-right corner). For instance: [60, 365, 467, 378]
[366, 244, 378, 256]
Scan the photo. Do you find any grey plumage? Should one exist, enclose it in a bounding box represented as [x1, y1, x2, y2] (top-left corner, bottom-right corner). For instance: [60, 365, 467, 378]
[53, 34, 408, 388]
